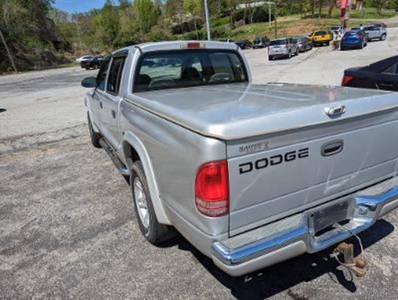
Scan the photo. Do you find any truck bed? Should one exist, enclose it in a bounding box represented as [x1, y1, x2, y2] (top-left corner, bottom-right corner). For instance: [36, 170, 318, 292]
[128, 82, 398, 140]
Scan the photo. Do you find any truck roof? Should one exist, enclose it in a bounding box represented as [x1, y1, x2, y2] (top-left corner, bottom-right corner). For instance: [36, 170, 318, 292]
[114, 40, 240, 55]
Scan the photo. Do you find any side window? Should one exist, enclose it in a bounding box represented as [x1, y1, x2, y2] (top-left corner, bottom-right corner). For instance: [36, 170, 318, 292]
[383, 63, 397, 75]
[107, 56, 126, 95]
[96, 56, 111, 91]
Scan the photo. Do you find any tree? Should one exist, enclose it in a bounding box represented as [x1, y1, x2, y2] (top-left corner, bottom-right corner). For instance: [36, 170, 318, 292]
[183, 0, 202, 39]
[133, 0, 160, 35]
[95, 0, 120, 45]
[118, 0, 131, 9]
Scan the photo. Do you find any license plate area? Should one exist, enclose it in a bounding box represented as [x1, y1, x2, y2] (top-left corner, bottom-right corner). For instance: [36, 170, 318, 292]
[308, 198, 355, 236]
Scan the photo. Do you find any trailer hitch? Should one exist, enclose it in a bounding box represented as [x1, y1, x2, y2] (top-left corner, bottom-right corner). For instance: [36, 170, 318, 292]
[333, 242, 367, 277]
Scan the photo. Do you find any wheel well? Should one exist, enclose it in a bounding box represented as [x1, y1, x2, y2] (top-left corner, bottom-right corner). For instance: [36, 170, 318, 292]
[123, 142, 140, 170]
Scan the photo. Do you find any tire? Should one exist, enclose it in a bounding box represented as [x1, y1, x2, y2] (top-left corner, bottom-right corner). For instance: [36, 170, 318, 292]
[380, 33, 386, 41]
[87, 114, 101, 148]
[296, 48, 299, 56]
[93, 64, 98, 69]
[131, 161, 176, 245]
[268, 56, 273, 60]
[287, 51, 292, 59]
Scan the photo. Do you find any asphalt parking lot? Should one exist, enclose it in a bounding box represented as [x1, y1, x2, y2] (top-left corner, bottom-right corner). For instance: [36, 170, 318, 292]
[1, 28, 398, 299]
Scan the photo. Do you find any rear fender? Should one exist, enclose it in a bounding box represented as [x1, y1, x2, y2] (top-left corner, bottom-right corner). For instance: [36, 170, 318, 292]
[122, 131, 171, 225]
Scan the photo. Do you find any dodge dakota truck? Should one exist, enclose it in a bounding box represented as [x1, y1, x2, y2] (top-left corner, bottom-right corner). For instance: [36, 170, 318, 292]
[81, 41, 398, 276]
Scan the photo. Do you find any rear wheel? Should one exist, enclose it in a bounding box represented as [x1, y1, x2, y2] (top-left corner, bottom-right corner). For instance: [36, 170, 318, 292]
[295, 48, 299, 56]
[87, 113, 101, 148]
[287, 51, 292, 59]
[131, 161, 176, 245]
[380, 33, 386, 41]
[268, 55, 273, 60]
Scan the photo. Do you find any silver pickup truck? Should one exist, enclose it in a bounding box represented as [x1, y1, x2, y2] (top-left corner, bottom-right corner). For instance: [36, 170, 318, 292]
[81, 41, 398, 276]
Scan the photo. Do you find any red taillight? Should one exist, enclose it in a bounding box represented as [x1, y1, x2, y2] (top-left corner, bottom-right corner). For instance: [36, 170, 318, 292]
[195, 160, 229, 217]
[359, 35, 363, 39]
[187, 42, 201, 49]
[342, 75, 354, 85]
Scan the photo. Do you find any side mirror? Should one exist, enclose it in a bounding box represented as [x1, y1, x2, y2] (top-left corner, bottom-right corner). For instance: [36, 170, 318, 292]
[81, 77, 97, 88]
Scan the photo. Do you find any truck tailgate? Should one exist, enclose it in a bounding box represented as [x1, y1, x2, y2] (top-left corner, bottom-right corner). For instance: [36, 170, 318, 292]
[228, 103, 398, 235]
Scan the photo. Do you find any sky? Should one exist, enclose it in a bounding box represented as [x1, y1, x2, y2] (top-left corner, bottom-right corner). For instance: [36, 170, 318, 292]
[53, 0, 107, 14]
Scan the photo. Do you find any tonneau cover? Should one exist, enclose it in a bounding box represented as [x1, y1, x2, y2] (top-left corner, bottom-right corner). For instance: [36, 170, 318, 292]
[127, 83, 398, 140]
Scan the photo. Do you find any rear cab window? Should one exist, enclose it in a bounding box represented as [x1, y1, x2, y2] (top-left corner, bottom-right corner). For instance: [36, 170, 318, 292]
[133, 49, 248, 92]
[270, 39, 287, 46]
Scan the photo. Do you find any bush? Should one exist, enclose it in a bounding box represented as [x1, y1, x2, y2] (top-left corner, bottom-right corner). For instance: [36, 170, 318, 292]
[146, 25, 173, 42]
[182, 31, 204, 40]
[171, 18, 204, 34]
[235, 7, 274, 24]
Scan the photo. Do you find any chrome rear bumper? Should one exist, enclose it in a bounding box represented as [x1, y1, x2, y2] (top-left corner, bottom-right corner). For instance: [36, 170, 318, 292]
[212, 176, 398, 276]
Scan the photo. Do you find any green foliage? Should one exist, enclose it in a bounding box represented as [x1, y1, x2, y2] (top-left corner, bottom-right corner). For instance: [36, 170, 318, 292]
[210, 16, 230, 28]
[183, 0, 202, 15]
[0, 0, 65, 71]
[133, 0, 161, 33]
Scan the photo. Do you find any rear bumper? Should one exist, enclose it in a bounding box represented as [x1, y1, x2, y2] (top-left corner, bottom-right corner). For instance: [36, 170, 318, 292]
[313, 39, 331, 44]
[341, 41, 362, 48]
[211, 176, 398, 276]
[269, 50, 288, 57]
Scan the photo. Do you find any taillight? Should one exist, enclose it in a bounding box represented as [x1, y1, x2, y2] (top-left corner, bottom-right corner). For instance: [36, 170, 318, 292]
[181, 42, 205, 49]
[359, 35, 363, 39]
[195, 160, 229, 217]
[342, 75, 354, 85]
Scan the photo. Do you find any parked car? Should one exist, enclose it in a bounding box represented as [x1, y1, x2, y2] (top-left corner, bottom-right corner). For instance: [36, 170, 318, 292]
[235, 39, 253, 49]
[363, 25, 387, 41]
[293, 36, 313, 52]
[76, 55, 94, 63]
[330, 25, 343, 32]
[268, 38, 299, 60]
[342, 55, 398, 91]
[252, 36, 270, 48]
[340, 29, 367, 50]
[219, 39, 234, 43]
[80, 57, 102, 70]
[372, 22, 387, 29]
[309, 30, 333, 46]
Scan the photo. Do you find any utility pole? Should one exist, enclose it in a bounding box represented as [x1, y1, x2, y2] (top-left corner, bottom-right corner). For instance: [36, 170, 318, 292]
[0, 29, 17, 73]
[265, 2, 275, 27]
[274, 0, 278, 39]
[204, 0, 211, 40]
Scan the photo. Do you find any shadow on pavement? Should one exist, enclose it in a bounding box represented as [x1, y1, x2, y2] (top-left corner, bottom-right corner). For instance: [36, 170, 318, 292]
[162, 219, 394, 300]
[0, 108, 6, 113]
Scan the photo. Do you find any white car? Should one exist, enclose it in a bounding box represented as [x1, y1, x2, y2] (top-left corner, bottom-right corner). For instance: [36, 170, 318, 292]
[76, 55, 94, 64]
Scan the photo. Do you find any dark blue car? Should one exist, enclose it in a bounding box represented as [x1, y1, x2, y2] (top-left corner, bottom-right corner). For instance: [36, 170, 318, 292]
[340, 30, 368, 50]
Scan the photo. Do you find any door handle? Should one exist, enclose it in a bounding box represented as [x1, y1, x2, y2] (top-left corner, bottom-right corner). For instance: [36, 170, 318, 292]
[99, 101, 103, 109]
[321, 140, 344, 157]
[378, 82, 393, 87]
[111, 110, 116, 119]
